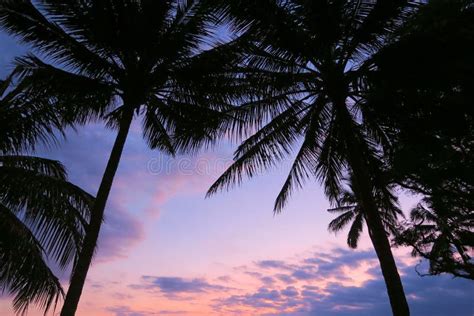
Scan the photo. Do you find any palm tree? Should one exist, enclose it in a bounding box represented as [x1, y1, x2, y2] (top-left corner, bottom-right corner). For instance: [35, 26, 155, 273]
[396, 200, 474, 280]
[0, 75, 93, 314]
[0, 1, 244, 314]
[0, 155, 93, 315]
[208, 1, 419, 314]
[327, 180, 403, 249]
[366, 0, 474, 280]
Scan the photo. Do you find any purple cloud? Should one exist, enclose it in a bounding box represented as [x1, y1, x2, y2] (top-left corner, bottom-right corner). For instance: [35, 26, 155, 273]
[256, 260, 292, 270]
[281, 286, 299, 298]
[106, 305, 191, 316]
[106, 306, 149, 316]
[291, 265, 319, 281]
[275, 274, 296, 284]
[97, 204, 145, 262]
[135, 276, 230, 297]
[214, 248, 474, 315]
[219, 287, 283, 309]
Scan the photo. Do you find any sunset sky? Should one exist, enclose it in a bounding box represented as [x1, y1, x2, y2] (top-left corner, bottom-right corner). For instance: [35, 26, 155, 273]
[1, 31, 473, 316]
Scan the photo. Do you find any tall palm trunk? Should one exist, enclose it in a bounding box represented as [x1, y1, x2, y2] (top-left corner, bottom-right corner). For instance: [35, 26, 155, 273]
[333, 97, 410, 316]
[345, 133, 410, 316]
[366, 217, 410, 316]
[60, 108, 134, 316]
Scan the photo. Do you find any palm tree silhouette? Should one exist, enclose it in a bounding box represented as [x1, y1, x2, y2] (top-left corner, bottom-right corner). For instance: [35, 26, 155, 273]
[366, 0, 474, 281]
[327, 180, 403, 249]
[397, 201, 474, 280]
[0, 74, 93, 314]
[208, 1, 418, 314]
[0, 1, 243, 314]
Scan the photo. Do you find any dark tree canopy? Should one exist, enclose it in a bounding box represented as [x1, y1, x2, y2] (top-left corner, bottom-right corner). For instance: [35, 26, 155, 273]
[0, 1, 472, 315]
[0, 75, 93, 314]
[0, 0, 247, 154]
[0, 1, 250, 314]
[208, 1, 420, 314]
[367, 0, 474, 279]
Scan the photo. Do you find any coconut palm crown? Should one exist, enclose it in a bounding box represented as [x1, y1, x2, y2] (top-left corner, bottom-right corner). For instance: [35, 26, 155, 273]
[208, 1, 419, 315]
[0, 1, 247, 314]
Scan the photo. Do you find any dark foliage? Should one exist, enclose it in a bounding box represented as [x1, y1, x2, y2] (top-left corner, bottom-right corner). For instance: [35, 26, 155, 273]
[367, 0, 474, 279]
[207, 1, 420, 314]
[0, 1, 251, 314]
[0, 75, 93, 314]
[328, 177, 404, 249]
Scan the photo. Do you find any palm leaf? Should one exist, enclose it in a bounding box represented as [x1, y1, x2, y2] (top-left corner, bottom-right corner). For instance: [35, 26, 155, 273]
[0, 0, 114, 76]
[0, 155, 66, 180]
[0, 156, 93, 269]
[328, 210, 356, 233]
[347, 212, 364, 248]
[0, 203, 63, 315]
[207, 100, 309, 196]
[274, 98, 329, 212]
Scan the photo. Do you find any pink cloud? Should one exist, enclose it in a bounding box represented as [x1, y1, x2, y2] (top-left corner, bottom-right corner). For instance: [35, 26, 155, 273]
[96, 203, 146, 263]
[105, 246, 473, 316]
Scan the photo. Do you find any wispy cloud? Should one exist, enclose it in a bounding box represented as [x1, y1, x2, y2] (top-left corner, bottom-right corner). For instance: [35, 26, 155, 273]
[119, 246, 474, 316]
[97, 204, 146, 262]
[132, 276, 231, 298]
[212, 248, 474, 316]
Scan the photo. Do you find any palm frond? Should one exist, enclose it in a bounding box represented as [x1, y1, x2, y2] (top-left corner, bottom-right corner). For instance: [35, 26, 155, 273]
[207, 100, 308, 196]
[274, 98, 328, 212]
[0, 203, 63, 315]
[0, 71, 14, 96]
[315, 114, 345, 204]
[0, 0, 115, 76]
[142, 105, 176, 155]
[345, 1, 418, 60]
[0, 158, 93, 269]
[0, 70, 64, 153]
[347, 212, 364, 248]
[328, 210, 356, 233]
[13, 54, 116, 125]
[0, 155, 67, 180]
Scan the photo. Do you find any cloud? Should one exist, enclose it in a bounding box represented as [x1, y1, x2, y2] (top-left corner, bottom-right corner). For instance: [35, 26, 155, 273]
[212, 248, 474, 316]
[133, 276, 231, 298]
[97, 203, 145, 262]
[296, 268, 474, 316]
[216, 275, 233, 283]
[106, 306, 148, 316]
[281, 287, 299, 298]
[107, 305, 192, 316]
[144, 152, 232, 217]
[291, 265, 319, 281]
[219, 287, 283, 309]
[115, 246, 473, 315]
[111, 292, 134, 300]
[275, 274, 296, 284]
[257, 260, 293, 270]
[261, 276, 277, 286]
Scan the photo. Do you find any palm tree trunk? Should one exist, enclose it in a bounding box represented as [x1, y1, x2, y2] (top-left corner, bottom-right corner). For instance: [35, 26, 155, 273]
[331, 94, 409, 315]
[364, 203, 410, 316]
[345, 141, 410, 316]
[60, 109, 134, 316]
